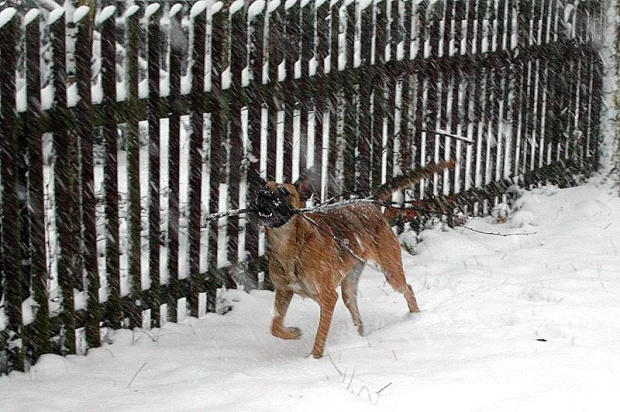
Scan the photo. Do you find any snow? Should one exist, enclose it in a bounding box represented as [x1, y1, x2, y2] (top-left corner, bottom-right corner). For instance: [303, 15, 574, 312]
[24, 9, 41, 26]
[222, 66, 231, 90]
[358, 0, 373, 12]
[72, 6, 89, 23]
[248, 0, 266, 20]
[190, 1, 208, 18]
[97, 6, 116, 24]
[47, 8, 64, 25]
[211, 1, 224, 15]
[169, 4, 183, 18]
[0, 8, 17, 28]
[145, 3, 161, 21]
[123, 5, 140, 20]
[2, 181, 620, 410]
[268, 0, 281, 14]
[229, 0, 245, 16]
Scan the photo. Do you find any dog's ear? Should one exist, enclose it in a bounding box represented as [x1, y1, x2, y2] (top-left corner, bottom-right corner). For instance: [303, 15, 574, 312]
[294, 164, 321, 202]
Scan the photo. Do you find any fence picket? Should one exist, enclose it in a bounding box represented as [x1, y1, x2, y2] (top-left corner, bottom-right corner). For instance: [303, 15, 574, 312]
[206, 2, 227, 310]
[24, 10, 52, 359]
[100, 6, 122, 331]
[147, 5, 163, 327]
[373, 0, 387, 192]
[283, 0, 300, 182]
[50, 9, 80, 353]
[75, 9, 100, 346]
[266, 0, 283, 183]
[357, 0, 373, 197]
[247, 1, 267, 290]
[327, 0, 341, 197]
[450, 0, 464, 194]
[314, 0, 330, 199]
[125, 5, 143, 328]
[167, 5, 184, 322]
[227, 1, 247, 279]
[0, 10, 24, 371]
[299, 0, 314, 173]
[189, 3, 208, 316]
[342, 0, 357, 192]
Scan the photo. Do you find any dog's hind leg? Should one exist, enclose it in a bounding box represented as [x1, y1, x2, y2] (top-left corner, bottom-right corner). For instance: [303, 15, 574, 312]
[311, 288, 338, 359]
[271, 288, 302, 340]
[341, 262, 365, 336]
[374, 240, 421, 313]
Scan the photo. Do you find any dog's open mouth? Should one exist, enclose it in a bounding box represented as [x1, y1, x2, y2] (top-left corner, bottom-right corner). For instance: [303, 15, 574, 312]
[254, 205, 294, 228]
[253, 188, 296, 228]
[257, 210, 275, 220]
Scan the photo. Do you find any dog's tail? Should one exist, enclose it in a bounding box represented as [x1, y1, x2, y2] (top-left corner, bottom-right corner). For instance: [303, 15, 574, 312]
[372, 161, 456, 202]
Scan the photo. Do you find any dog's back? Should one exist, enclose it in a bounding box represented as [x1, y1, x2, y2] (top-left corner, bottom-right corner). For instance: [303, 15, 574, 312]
[304, 204, 394, 262]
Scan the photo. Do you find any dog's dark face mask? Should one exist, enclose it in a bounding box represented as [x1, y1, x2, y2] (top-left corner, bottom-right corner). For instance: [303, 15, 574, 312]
[251, 167, 318, 228]
[253, 183, 300, 228]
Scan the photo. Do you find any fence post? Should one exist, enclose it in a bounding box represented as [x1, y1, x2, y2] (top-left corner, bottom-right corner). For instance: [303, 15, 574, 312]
[298, 0, 313, 173]
[100, 6, 122, 330]
[373, 0, 387, 191]
[0, 8, 25, 372]
[450, 0, 465, 193]
[384, 0, 398, 192]
[246, 0, 267, 291]
[282, 0, 300, 182]
[266, 0, 283, 184]
[326, 0, 342, 198]
[188, 2, 207, 316]
[227, 0, 247, 286]
[342, 0, 357, 193]
[50, 8, 80, 354]
[357, 0, 373, 197]
[23, 9, 52, 361]
[147, 4, 163, 327]
[206, 1, 228, 308]
[425, 0, 441, 197]
[412, 1, 426, 198]
[74, 6, 100, 348]
[124, 5, 143, 329]
[167, 4, 185, 323]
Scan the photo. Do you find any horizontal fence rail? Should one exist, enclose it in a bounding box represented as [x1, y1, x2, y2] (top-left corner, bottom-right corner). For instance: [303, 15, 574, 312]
[0, 0, 604, 373]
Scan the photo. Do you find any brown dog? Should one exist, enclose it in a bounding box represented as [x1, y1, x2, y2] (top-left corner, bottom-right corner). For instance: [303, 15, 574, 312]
[254, 162, 454, 358]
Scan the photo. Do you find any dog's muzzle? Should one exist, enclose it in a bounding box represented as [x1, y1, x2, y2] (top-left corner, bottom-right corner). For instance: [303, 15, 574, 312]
[251, 187, 296, 228]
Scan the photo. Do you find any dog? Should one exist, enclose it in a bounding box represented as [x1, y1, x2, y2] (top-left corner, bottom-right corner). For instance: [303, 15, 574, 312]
[253, 161, 454, 358]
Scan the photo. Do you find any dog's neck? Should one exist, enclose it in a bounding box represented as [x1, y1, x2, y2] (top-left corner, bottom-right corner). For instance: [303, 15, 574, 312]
[265, 214, 309, 253]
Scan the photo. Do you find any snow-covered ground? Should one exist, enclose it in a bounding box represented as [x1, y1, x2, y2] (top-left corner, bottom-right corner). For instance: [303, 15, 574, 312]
[1, 180, 619, 411]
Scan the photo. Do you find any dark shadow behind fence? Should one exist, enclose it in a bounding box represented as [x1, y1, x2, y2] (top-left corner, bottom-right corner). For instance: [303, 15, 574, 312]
[0, 0, 604, 372]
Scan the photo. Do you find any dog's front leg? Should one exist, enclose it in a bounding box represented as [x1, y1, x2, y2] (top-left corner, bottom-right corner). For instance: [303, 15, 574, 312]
[310, 289, 338, 359]
[271, 288, 302, 340]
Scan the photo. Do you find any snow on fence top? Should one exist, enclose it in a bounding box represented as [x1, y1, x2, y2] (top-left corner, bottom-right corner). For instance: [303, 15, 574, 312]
[0, 0, 605, 374]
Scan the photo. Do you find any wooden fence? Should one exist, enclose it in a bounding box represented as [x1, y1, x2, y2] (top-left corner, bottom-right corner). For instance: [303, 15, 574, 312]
[0, 0, 604, 373]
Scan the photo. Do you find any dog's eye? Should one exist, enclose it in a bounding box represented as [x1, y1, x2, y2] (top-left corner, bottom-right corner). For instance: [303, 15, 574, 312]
[278, 187, 290, 197]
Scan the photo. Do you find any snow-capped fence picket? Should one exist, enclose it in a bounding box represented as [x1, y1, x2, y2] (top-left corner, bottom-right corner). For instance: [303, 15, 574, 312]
[0, 0, 604, 373]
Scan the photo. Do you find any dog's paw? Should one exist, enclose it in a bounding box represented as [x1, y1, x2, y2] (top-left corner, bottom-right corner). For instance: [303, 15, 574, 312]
[310, 350, 323, 359]
[273, 326, 302, 340]
[357, 324, 365, 337]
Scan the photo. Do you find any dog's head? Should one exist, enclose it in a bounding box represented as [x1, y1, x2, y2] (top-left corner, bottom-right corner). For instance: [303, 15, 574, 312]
[252, 166, 320, 228]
